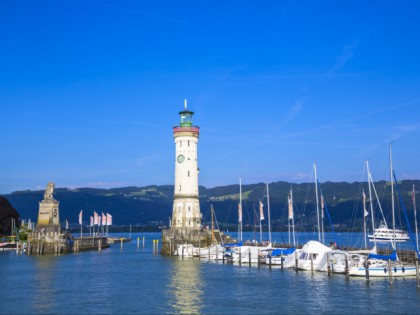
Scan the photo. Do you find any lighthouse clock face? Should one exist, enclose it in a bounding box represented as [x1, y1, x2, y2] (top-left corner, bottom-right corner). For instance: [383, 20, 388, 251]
[177, 154, 185, 163]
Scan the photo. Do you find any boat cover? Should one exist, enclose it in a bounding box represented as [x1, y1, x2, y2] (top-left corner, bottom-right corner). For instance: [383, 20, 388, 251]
[368, 251, 397, 261]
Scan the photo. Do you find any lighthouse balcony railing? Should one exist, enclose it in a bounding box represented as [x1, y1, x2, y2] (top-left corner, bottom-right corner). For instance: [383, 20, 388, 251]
[173, 126, 200, 133]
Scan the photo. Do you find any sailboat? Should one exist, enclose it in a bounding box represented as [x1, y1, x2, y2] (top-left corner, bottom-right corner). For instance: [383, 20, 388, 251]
[265, 188, 298, 267]
[348, 146, 418, 277]
[225, 181, 272, 264]
[367, 147, 409, 243]
[198, 205, 225, 260]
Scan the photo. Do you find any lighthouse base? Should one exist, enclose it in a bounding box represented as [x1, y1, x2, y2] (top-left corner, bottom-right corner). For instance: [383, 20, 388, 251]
[161, 228, 232, 255]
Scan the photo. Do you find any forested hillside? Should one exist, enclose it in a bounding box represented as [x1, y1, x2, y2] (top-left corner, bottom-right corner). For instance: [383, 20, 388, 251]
[3, 180, 419, 232]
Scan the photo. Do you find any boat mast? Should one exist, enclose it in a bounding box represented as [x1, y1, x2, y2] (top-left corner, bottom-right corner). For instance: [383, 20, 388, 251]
[267, 182, 272, 245]
[314, 163, 321, 243]
[239, 177, 243, 243]
[366, 160, 376, 247]
[362, 188, 367, 249]
[390, 144, 396, 244]
[413, 185, 419, 251]
[289, 187, 296, 246]
[259, 200, 263, 244]
[211, 204, 215, 244]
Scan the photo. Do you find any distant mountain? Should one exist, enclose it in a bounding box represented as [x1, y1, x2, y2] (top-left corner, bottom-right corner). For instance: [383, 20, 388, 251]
[3, 180, 420, 232]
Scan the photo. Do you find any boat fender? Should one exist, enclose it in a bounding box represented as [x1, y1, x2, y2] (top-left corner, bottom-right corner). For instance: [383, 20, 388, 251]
[394, 267, 397, 273]
[402, 267, 405, 273]
[384, 268, 387, 274]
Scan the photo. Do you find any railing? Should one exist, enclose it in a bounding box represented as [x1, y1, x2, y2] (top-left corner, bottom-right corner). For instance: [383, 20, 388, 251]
[173, 126, 200, 133]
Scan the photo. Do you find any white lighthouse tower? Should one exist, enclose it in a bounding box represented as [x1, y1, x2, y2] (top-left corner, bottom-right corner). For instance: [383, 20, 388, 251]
[171, 100, 202, 232]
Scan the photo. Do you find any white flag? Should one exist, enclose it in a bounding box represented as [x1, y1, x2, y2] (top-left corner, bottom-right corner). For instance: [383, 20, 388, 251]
[259, 199, 264, 221]
[288, 194, 294, 220]
[238, 203, 242, 222]
[106, 213, 112, 226]
[363, 191, 369, 217]
[102, 212, 106, 226]
[90, 216, 93, 227]
[79, 210, 83, 225]
[94, 211, 99, 225]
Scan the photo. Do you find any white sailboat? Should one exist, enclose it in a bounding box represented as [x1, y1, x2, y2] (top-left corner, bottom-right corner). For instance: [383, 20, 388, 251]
[367, 147, 409, 243]
[265, 188, 298, 267]
[348, 146, 417, 277]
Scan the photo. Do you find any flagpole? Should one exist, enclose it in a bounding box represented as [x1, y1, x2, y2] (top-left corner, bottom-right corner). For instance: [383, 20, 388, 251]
[413, 185, 418, 252]
[267, 182, 271, 245]
[259, 201, 262, 244]
[363, 189, 367, 249]
[291, 188, 296, 246]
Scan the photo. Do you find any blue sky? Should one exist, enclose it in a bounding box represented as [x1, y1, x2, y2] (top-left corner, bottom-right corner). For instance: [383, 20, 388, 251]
[1, 1, 420, 194]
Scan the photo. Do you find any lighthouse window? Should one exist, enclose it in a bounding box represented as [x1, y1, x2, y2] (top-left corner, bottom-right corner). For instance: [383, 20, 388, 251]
[189, 220, 191, 226]
[180, 141, 182, 147]
[188, 140, 190, 147]
[188, 207, 191, 212]
[188, 170, 190, 177]
[179, 185, 181, 191]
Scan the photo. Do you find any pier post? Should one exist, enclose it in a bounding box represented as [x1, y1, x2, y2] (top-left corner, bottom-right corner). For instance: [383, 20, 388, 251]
[281, 254, 284, 269]
[27, 241, 31, 255]
[98, 238, 102, 251]
[365, 261, 370, 280]
[327, 253, 331, 275]
[345, 255, 349, 278]
[416, 260, 419, 288]
[156, 240, 159, 254]
[248, 248, 251, 267]
[388, 259, 393, 285]
[295, 250, 298, 272]
[216, 245, 218, 262]
[137, 237, 140, 249]
[310, 253, 314, 273]
[143, 237, 145, 248]
[198, 239, 201, 261]
[258, 249, 261, 268]
[239, 247, 242, 266]
[120, 238, 123, 250]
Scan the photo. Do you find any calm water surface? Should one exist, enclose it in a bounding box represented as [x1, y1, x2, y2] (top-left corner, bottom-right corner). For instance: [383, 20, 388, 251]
[1, 232, 420, 314]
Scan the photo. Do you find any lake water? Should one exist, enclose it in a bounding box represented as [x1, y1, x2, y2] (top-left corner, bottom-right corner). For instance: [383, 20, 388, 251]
[1, 232, 420, 314]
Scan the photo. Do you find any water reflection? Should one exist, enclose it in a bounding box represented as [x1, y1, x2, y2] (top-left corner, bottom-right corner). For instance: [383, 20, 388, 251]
[33, 257, 59, 313]
[167, 258, 203, 314]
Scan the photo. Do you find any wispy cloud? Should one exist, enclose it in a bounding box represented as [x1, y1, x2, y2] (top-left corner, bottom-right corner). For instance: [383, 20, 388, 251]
[325, 41, 358, 76]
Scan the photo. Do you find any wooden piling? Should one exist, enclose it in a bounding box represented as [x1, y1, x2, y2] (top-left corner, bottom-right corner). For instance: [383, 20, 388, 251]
[365, 261, 370, 280]
[310, 253, 314, 273]
[345, 255, 349, 278]
[388, 259, 393, 285]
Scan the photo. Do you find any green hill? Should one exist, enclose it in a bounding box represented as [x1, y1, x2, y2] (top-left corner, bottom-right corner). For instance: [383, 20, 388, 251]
[3, 180, 420, 233]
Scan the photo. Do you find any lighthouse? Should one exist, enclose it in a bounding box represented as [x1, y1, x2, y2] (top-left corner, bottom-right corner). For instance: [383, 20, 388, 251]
[171, 100, 202, 232]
